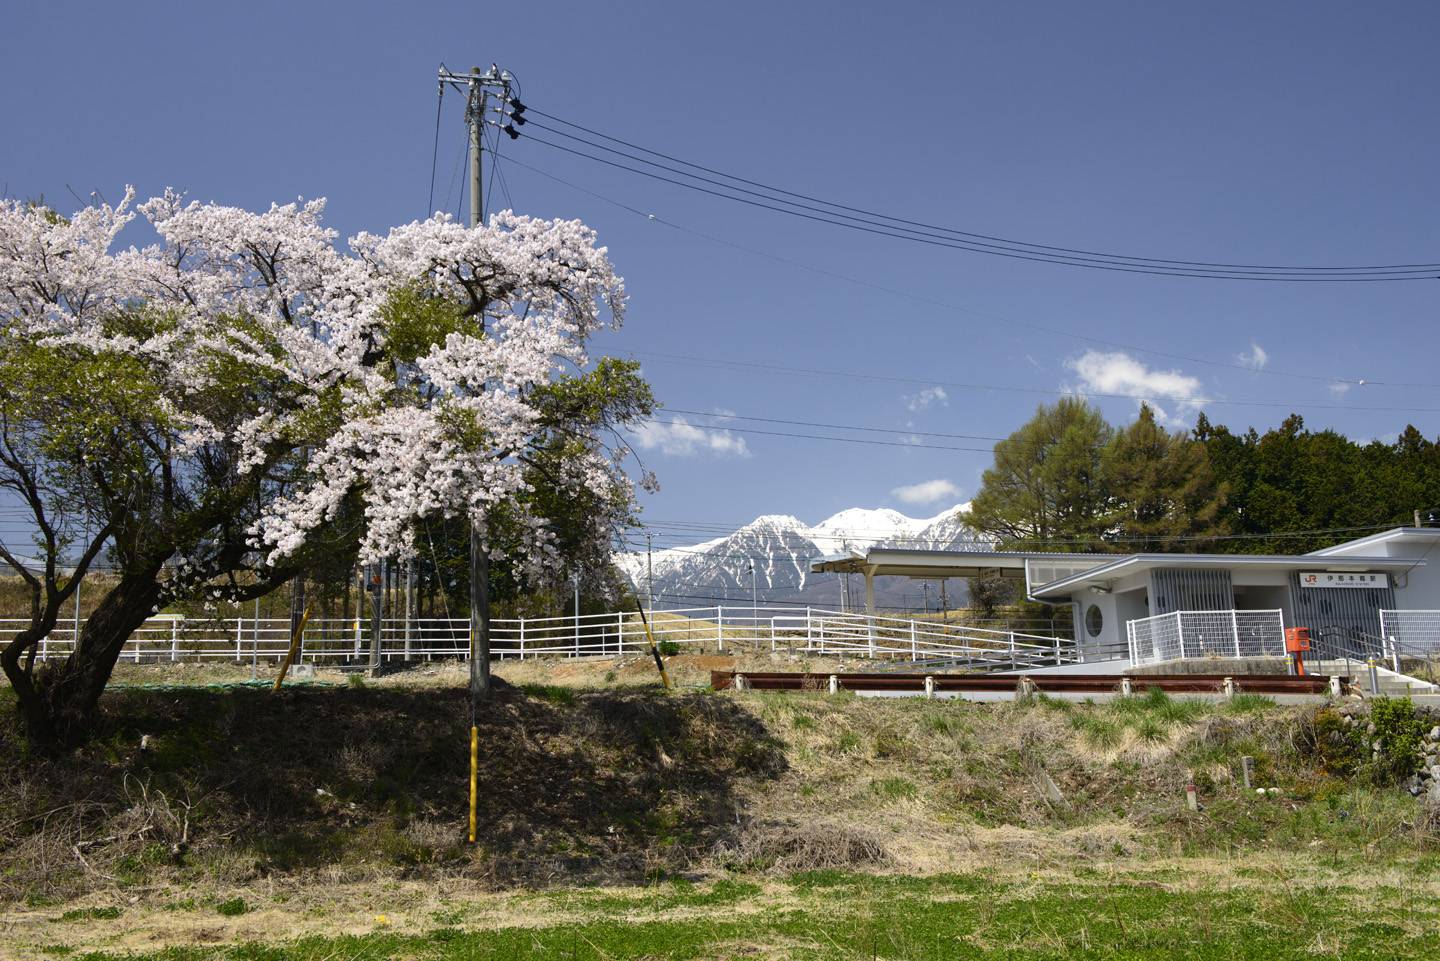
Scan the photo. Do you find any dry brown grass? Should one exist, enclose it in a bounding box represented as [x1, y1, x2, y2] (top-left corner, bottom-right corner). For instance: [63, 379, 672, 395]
[4, 654, 1435, 950]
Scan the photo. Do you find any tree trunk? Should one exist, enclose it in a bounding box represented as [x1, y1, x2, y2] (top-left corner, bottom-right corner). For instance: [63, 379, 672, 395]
[26, 565, 165, 749]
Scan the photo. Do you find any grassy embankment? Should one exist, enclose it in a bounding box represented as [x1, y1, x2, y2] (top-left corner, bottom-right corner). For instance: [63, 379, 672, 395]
[2, 655, 1438, 958]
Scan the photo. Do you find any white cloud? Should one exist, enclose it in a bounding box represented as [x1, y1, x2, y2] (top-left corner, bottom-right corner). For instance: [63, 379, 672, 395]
[1328, 382, 1353, 396]
[905, 386, 948, 412]
[1237, 343, 1268, 370]
[890, 478, 962, 505]
[632, 417, 751, 458]
[1066, 350, 1208, 422]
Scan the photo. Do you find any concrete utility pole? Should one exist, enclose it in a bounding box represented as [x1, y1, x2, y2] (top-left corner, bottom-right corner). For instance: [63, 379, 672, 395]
[939, 579, 949, 620]
[467, 66, 486, 232]
[466, 67, 490, 703]
[403, 559, 413, 662]
[454, 63, 502, 703]
[437, 62, 515, 708]
[746, 563, 757, 621]
[646, 532, 654, 613]
[367, 560, 384, 676]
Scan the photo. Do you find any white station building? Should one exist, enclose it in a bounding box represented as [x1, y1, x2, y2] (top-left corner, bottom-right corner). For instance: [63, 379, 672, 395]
[812, 526, 1440, 665]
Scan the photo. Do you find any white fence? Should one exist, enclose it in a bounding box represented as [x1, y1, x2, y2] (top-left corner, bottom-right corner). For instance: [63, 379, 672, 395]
[4, 606, 1074, 671]
[1379, 610, 1440, 653]
[1126, 609, 1285, 666]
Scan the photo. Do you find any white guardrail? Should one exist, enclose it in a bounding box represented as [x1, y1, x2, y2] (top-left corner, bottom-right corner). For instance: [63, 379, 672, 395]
[3, 606, 1076, 671]
[1126, 609, 1285, 667]
[1379, 610, 1440, 654]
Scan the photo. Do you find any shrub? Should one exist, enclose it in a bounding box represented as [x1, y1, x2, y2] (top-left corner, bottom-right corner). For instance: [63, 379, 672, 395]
[1370, 697, 1425, 782]
[215, 897, 249, 917]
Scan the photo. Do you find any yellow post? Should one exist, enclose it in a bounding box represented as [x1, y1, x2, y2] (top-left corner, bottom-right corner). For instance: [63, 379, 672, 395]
[632, 600, 673, 690]
[272, 602, 315, 691]
[468, 725, 479, 843]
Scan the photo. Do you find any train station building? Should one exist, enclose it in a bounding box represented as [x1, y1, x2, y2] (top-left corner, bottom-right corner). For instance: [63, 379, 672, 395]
[812, 526, 1440, 663]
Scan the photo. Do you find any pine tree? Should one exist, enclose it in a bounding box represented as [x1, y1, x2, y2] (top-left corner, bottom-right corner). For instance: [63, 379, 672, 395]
[1102, 404, 1226, 551]
[969, 398, 1114, 550]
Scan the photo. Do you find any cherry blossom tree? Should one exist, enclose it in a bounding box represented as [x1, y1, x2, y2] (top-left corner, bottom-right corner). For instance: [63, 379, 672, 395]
[0, 190, 652, 747]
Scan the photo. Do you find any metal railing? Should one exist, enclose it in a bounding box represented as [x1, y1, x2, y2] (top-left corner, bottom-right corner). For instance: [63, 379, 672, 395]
[1309, 626, 1440, 685]
[1126, 609, 1285, 667]
[4, 605, 1073, 672]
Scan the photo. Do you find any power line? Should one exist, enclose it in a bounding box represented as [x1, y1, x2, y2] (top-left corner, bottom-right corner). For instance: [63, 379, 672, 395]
[635, 416, 995, 452]
[427, 81, 444, 216]
[520, 132, 1433, 283]
[526, 106, 1440, 277]
[623, 519, 1405, 550]
[512, 117, 1438, 283]
[632, 351, 1440, 414]
[500, 152, 1439, 390]
[661, 407, 1009, 442]
[524, 118, 1436, 280]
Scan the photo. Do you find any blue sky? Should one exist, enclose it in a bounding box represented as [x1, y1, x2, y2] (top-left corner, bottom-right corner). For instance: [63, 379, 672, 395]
[4, 1, 1437, 553]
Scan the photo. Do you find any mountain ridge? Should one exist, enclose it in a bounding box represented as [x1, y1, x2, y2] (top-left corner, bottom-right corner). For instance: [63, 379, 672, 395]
[614, 503, 990, 609]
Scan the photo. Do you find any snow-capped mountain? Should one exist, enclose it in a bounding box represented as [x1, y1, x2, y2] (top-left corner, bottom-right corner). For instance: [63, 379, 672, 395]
[614, 504, 991, 609]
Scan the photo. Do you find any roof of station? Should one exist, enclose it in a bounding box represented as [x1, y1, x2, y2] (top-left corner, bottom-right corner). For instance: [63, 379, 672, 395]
[810, 527, 1428, 596]
[1026, 551, 1420, 600]
[1306, 526, 1440, 557]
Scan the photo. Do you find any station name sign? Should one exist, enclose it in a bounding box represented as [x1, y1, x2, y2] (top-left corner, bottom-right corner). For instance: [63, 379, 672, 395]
[1299, 571, 1389, 589]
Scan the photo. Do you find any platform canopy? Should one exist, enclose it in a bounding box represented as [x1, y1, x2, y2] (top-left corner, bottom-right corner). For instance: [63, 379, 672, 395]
[810, 547, 1098, 613]
[813, 547, 1038, 579]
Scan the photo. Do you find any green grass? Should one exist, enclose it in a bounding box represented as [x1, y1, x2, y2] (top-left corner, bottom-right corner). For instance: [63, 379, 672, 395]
[1071, 713, 1125, 750]
[53, 906, 121, 922]
[59, 871, 1440, 959]
[215, 897, 248, 917]
[1224, 693, 1277, 714]
[869, 776, 919, 801]
[516, 683, 578, 705]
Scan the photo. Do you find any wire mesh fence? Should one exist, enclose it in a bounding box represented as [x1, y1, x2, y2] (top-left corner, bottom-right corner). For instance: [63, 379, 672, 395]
[1379, 610, 1440, 653]
[1127, 609, 1285, 666]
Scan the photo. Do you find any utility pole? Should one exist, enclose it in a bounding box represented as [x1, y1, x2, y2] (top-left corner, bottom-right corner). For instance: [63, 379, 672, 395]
[367, 560, 384, 676]
[939, 579, 949, 621]
[466, 65, 488, 705]
[454, 63, 502, 704]
[745, 563, 757, 622]
[572, 569, 581, 651]
[403, 559, 413, 662]
[922, 582, 931, 614]
[467, 65, 486, 233]
[437, 62, 516, 711]
[646, 533, 654, 613]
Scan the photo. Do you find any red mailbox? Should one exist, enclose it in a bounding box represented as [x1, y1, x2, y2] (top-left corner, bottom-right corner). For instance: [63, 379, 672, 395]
[1284, 627, 1311, 676]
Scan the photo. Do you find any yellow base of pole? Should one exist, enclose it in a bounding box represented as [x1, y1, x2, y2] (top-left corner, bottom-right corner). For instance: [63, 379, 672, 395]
[468, 725, 478, 843]
[632, 601, 673, 690]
